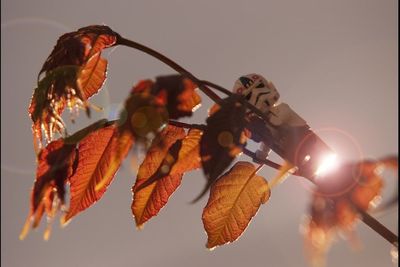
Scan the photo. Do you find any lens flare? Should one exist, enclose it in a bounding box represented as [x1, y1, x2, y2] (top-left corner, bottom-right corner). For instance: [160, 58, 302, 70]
[315, 154, 338, 177]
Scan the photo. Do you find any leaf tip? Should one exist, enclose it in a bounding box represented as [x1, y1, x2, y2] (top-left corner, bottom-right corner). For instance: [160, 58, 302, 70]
[43, 227, 51, 241]
[206, 243, 216, 251]
[60, 214, 71, 228]
[19, 216, 31, 241]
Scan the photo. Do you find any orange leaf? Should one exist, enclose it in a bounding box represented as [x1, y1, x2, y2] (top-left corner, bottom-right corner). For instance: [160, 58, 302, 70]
[170, 128, 202, 174]
[64, 124, 133, 222]
[303, 156, 398, 266]
[77, 29, 117, 99]
[78, 53, 107, 100]
[202, 161, 270, 249]
[351, 162, 384, 211]
[132, 125, 186, 228]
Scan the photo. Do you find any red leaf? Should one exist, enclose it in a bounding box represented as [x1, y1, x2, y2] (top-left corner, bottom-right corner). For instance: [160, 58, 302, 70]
[64, 124, 133, 222]
[154, 75, 201, 119]
[29, 25, 118, 147]
[20, 139, 77, 240]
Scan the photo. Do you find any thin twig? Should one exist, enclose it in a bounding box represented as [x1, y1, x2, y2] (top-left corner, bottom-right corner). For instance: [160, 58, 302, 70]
[117, 36, 223, 104]
[200, 80, 233, 96]
[358, 208, 398, 247]
[168, 120, 205, 131]
[242, 148, 283, 171]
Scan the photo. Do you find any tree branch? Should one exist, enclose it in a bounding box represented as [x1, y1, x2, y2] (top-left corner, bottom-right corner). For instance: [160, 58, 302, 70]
[358, 208, 398, 247]
[119, 36, 397, 247]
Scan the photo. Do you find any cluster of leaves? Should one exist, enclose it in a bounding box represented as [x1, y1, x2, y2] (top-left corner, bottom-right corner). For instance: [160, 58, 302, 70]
[22, 25, 397, 265]
[303, 157, 398, 266]
[23, 25, 273, 248]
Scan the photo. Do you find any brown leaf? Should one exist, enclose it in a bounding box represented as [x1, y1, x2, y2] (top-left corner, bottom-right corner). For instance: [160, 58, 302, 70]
[132, 125, 186, 228]
[202, 161, 270, 249]
[29, 25, 118, 147]
[64, 124, 133, 222]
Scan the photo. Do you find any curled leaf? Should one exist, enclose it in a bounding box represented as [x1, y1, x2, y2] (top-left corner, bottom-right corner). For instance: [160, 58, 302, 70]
[29, 25, 118, 147]
[202, 161, 270, 249]
[20, 139, 77, 240]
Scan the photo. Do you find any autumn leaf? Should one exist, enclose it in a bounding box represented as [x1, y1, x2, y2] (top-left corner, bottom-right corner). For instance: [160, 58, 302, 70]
[132, 125, 186, 228]
[39, 25, 118, 99]
[202, 161, 270, 249]
[119, 82, 169, 143]
[29, 66, 79, 150]
[303, 156, 398, 267]
[29, 25, 118, 147]
[20, 119, 124, 239]
[196, 94, 248, 201]
[154, 75, 201, 119]
[63, 118, 111, 144]
[135, 128, 203, 192]
[32, 140, 77, 210]
[20, 139, 77, 240]
[63, 123, 133, 223]
[171, 128, 202, 174]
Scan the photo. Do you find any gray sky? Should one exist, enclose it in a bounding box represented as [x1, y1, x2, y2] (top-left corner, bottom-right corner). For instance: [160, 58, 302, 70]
[1, 0, 398, 267]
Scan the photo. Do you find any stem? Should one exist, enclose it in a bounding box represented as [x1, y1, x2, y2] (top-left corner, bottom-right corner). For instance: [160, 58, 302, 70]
[117, 36, 271, 123]
[200, 80, 233, 96]
[118, 35, 397, 246]
[117, 36, 223, 104]
[200, 79, 272, 122]
[242, 147, 283, 171]
[168, 120, 205, 130]
[358, 209, 398, 247]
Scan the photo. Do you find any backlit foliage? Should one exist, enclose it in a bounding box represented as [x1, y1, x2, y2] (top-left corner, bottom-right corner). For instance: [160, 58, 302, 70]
[22, 25, 397, 267]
